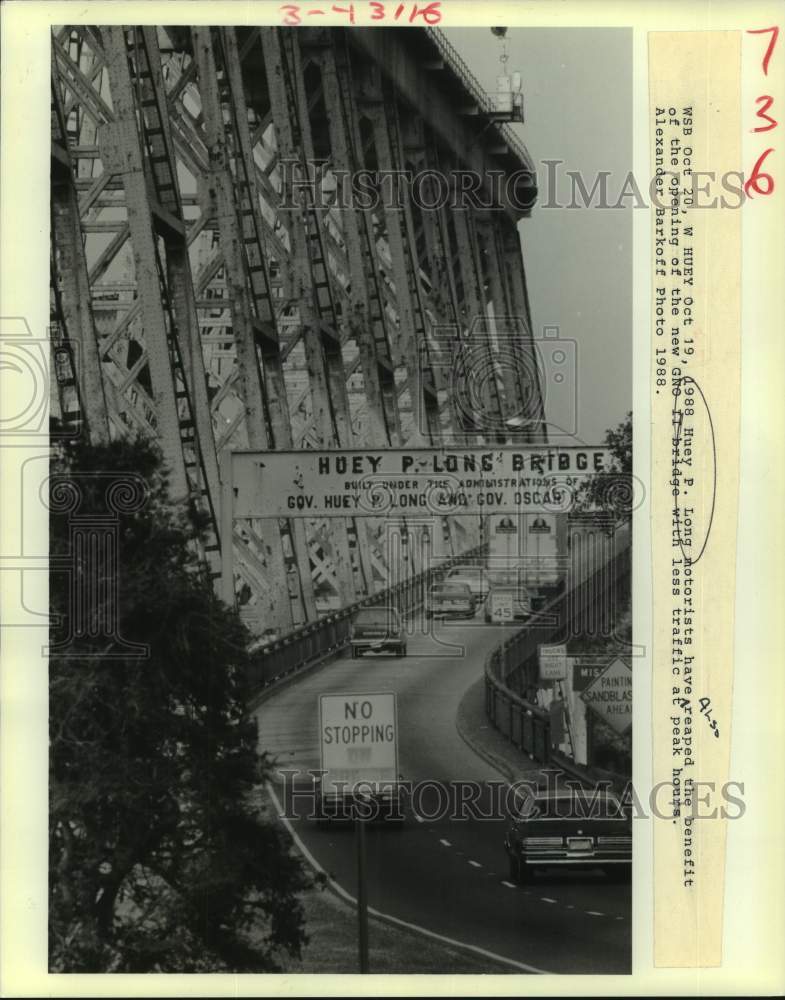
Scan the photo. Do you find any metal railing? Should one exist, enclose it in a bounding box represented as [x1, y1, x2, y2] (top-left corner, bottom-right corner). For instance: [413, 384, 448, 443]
[484, 533, 632, 764]
[485, 645, 551, 762]
[247, 543, 487, 697]
[425, 27, 534, 170]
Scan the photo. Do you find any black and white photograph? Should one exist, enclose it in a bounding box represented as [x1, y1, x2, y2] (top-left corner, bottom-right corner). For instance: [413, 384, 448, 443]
[44, 20, 635, 976]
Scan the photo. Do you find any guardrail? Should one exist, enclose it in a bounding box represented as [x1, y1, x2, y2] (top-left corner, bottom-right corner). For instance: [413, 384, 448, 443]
[485, 645, 551, 762]
[484, 533, 632, 765]
[425, 26, 534, 170]
[247, 544, 487, 697]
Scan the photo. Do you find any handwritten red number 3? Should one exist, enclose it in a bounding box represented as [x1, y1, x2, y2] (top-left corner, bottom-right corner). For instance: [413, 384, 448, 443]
[280, 4, 301, 25]
[752, 94, 778, 132]
[744, 147, 776, 197]
[747, 26, 779, 75]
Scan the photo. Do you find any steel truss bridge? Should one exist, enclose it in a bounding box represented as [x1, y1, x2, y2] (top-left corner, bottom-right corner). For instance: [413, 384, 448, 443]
[50, 24, 547, 637]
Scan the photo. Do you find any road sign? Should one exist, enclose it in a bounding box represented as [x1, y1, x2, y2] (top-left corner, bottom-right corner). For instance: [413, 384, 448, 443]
[319, 693, 397, 978]
[232, 446, 612, 518]
[580, 658, 632, 734]
[539, 643, 569, 681]
[319, 692, 398, 793]
[572, 658, 611, 692]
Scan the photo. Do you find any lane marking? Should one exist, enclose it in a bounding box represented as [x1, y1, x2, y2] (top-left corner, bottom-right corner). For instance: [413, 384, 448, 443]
[540, 897, 557, 904]
[586, 911, 604, 917]
[501, 880, 517, 889]
[439, 838, 451, 847]
[414, 815, 424, 823]
[266, 782, 548, 975]
[468, 860, 482, 868]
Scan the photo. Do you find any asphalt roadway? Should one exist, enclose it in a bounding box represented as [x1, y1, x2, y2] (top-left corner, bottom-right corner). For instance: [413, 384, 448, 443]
[255, 612, 631, 975]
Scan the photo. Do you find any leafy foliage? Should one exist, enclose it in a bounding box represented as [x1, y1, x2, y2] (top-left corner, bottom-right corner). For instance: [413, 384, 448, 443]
[49, 434, 311, 972]
[573, 411, 633, 523]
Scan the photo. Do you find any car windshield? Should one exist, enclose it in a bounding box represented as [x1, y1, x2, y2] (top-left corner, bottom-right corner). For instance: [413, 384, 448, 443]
[432, 584, 470, 596]
[353, 608, 398, 626]
[518, 791, 626, 820]
[450, 567, 480, 578]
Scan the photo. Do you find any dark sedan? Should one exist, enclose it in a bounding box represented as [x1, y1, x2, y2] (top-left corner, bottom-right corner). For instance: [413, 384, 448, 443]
[504, 785, 632, 883]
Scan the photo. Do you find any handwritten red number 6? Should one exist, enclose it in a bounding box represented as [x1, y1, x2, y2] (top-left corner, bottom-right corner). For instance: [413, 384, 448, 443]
[744, 147, 776, 197]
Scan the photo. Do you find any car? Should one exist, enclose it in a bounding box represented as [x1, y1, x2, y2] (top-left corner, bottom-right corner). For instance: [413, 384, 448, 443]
[486, 568, 520, 588]
[504, 785, 632, 883]
[315, 775, 407, 827]
[444, 564, 489, 600]
[426, 581, 476, 618]
[483, 583, 533, 623]
[350, 605, 407, 657]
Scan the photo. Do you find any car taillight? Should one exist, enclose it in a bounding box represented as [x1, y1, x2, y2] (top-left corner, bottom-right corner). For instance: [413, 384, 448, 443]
[522, 836, 563, 847]
[597, 836, 631, 847]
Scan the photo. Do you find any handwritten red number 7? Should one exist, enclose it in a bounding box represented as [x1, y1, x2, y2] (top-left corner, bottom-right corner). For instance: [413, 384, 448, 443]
[747, 26, 779, 75]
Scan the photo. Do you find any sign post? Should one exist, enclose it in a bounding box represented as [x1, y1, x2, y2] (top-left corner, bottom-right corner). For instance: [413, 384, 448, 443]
[319, 692, 399, 974]
[356, 812, 369, 974]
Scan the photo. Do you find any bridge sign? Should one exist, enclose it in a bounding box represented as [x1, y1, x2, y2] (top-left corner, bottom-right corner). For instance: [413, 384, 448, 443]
[232, 446, 612, 518]
[580, 658, 633, 734]
[319, 692, 398, 793]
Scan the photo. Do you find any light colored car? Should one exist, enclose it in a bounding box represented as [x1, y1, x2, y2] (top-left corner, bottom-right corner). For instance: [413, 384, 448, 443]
[484, 584, 533, 623]
[350, 606, 407, 657]
[444, 564, 488, 600]
[426, 582, 475, 618]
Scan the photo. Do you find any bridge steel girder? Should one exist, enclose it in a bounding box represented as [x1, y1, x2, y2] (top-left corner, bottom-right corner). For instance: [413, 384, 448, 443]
[99, 27, 191, 502]
[51, 56, 111, 442]
[51, 23, 544, 632]
[191, 27, 296, 631]
[312, 35, 400, 449]
[261, 26, 364, 607]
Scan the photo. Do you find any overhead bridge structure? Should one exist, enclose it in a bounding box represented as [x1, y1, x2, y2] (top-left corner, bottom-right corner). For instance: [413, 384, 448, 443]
[50, 24, 546, 636]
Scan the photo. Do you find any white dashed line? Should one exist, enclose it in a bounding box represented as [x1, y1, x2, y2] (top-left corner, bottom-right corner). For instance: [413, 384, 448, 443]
[565, 904, 575, 909]
[501, 880, 516, 889]
[540, 897, 557, 904]
[616, 916, 625, 921]
[265, 783, 550, 975]
[468, 860, 482, 868]
[439, 838, 451, 847]
[414, 815, 424, 823]
[586, 911, 604, 917]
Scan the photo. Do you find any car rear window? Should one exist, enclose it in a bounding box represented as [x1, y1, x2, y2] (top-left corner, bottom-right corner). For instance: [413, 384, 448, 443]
[520, 792, 626, 819]
[353, 608, 399, 626]
[432, 584, 470, 595]
[491, 586, 531, 599]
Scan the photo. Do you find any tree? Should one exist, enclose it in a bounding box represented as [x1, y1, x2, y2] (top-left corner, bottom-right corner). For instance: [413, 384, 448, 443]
[574, 411, 633, 523]
[49, 433, 312, 972]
